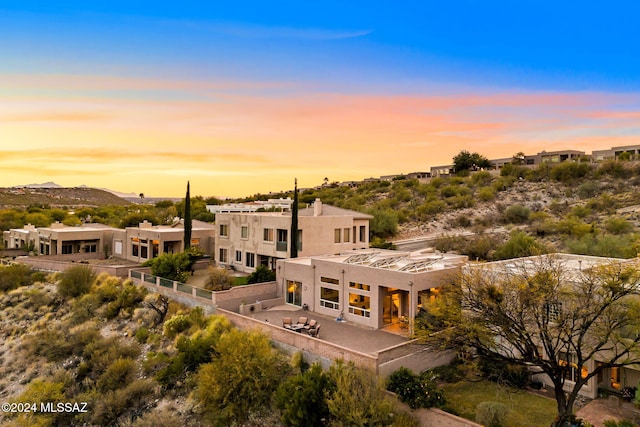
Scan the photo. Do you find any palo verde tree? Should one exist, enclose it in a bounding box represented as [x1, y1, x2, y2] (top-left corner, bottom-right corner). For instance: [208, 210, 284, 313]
[184, 181, 192, 251]
[452, 150, 492, 173]
[419, 255, 640, 427]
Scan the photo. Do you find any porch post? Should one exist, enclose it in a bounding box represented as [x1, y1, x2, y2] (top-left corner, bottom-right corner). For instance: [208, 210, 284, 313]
[408, 280, 414, 337]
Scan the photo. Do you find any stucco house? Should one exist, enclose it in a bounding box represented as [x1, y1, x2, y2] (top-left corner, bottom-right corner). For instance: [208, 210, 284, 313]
[214, 199, 373, 273]
[276, 248, 467, 331]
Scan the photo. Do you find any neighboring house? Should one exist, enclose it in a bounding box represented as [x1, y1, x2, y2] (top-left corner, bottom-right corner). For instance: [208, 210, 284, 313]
[276, 249, 467, 330]
[592, 144, 640, 162]
[214, 199, 373, 273]
[468, 254, 640, 399]
[4, 222, 118, 255]
[112, 219, 215, 263]
[3, 219, 216, 263]
[206, 197, 293, 214]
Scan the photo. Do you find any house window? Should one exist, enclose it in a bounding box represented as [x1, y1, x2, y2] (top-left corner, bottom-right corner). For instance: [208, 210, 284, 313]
[235, 250, 242, 263]
[241, 225, 248, 239]
[559, 352, 588, 382]
[334, 229, 341, 243]
[132, 243, 139, 257]
[297, 229, 303, 251]
[246, 252, 255, 268]
[320, 287, 340, 310]
[349, 281, 370, 291]
[62, 243, 73, 254]
[359, 226, 367, 242]
[321, 277, 340, 285]
[352, 226, 356, 243]
[545, 302, 563, 321]
[263, 228, 274, 242]
[343, 228, 350, 243]
[286, 280, 302, 306]
[276, 229, 288, 251]
[348, 293, 370, 318]
[219, 224, 228, 237]
[141, 246, 148, 259]
[219, 248, 228, 263]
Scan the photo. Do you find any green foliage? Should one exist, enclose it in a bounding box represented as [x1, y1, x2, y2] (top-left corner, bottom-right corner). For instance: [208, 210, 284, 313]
[276, 363, 334, 427]
[596, 160, 633, 179]
[493, 231, 547, 260]
[0, 263, 35, 292]
[9, 379, 67, 426]
[247, 264, 276, 284]
[386, 367, 446, 409]
[564, 234, 639, 258]
[478, 356, 530, 388]
[144, 252, 192, 282]
[326, 361, 396, 427]
[104, 280, 148, 319]
[577, 181, 600, 199]
[604, 420, 636, 427]
[478, 186, 496, 201]
[604, 217, 634, 235]
[453, 150, 492, 173]
[90, 379, 156, 426]
[195, 328, 290, 426]
[97, 358, 137, 392]
[475, 401, 509, 427]
[549, 162, 591, 183]
[501, 163, 531, 179]
[503, 204, 531, 224]
[119, 212, 160, 228]
[57, 265, 96, 298]
[367, 208, 398, 238]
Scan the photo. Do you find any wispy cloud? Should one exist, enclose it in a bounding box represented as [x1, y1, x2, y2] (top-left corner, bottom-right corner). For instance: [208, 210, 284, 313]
[210, 23, 373, 40]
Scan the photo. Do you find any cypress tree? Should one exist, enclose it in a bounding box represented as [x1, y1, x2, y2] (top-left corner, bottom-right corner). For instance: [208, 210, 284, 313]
[290, 178, 299, 258]
[184, 181, 192, 251]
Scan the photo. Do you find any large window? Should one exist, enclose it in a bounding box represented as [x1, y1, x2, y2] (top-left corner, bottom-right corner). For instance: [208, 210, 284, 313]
[219, 248, 228, 263]
[349, 281, 370, 291]
[320, 287, 340, 310]
[349, 293, 370, 318]
[276, 229, 288, 251]
[219, 224, 228, 237]
[559, 352, 587, 382]
[334, 228, 341, 243]
[235, 250, 242, 263]
[241, 225, 248, 239]
[343, 228, 350, 243]
[286, 280, 302, 306]
[246, 252, 255, 268]
[263, 228, 274, 242]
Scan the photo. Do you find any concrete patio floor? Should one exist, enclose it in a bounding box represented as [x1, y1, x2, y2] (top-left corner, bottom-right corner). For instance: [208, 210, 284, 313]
[251, 305, 410, 355]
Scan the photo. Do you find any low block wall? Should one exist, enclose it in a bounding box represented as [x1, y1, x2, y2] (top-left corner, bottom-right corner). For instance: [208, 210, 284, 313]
[15, 256, 134, 278]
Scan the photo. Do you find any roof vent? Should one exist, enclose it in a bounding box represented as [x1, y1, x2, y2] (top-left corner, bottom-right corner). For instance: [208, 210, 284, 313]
[313, 198, 323, 216]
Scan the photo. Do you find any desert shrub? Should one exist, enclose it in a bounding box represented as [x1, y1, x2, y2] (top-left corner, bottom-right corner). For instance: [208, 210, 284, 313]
[131, 408, 183, 427]
[493, 176, 516, 191]
[80, 336, 140, 381]
[57, 265, 96, 298]
[418, 200, 447, 218]
[0, 263, 35, 292]
[493, 231, 547, 260]
[448, 194, 475, 209]
[554, 217, 593, 237]
[246, 264, 276, 284]
[440, 185, 458, 198]
[577, 181, 600, 199]
[103, 281, 147, 319]
[204, 267, 234, 290]
[391, 411, 422, 427]
[9, 379, 68, 426]
[570, 205, 592, 219]
[386, 367, 446, 409]
[603, 420, 636, 427]
[550, 162, 591, 183]
[368, 208, 399, 238]
[476, 401, 509, 427]
[91, 379, 156, 426]
[478, 186, 496, 201]
[564, 234, 639, 258]
[470, 171, 493, 186]
[26, 328, 75, 361]
[163, 314, 192, 338]
[97, 357, 137, 392]
[135, 327, 150, 344]
[501, 164, 531, 179]
[604, 217, 634, 235]
[597, 160, 633, 179]
[276, 363, 334, 427]
[430, 358, 466, 383]
[503, 204, 531, 224]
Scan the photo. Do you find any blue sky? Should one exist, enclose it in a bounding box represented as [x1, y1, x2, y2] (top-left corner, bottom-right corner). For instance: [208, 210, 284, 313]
[1, 1, 639, 196]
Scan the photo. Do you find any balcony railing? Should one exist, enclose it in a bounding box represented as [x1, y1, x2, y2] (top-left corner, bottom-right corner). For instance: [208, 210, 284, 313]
[276, 241, 288, 252]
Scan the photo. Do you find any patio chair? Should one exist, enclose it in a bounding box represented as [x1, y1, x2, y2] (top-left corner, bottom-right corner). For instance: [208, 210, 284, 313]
[295, 317, 308, 327]
[308, 324, 320, 338]
[304, 319, 317, 331]
[282, 317, 293, 329]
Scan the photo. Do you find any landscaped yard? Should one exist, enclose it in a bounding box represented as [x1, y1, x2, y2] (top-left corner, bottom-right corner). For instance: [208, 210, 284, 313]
[442, 380, 557, 427]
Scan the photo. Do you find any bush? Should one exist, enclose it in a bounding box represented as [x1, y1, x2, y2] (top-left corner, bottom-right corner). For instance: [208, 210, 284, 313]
[91, 379, 156, 426]
[386, 367, 446, 409]
[246, 264, 276, 284]
[503, 204, 531, 224]
[479, 356, 530, 388]
[97, 358, 137, 392]
[493, 231, 547, 260]
[604, 217, 634, 235]
[476, 401, 509, 427]
[57, 265, 96, 298]
[276, 363, 333, 426]
[0, 263, 35, 292]
[143, 252, 192, 282]
[550, 162, 591, 183]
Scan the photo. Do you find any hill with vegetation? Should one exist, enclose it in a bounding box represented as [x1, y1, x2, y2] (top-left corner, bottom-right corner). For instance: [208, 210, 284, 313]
[0, 187, 131, 209]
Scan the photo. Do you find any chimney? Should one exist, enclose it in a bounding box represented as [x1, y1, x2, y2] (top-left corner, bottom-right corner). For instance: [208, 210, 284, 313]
[139, 220, 152, 229]
[313, 198, 323, 216]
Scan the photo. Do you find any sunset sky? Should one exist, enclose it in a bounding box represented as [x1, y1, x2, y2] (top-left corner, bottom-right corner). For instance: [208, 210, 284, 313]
[2, 1, 640, 198]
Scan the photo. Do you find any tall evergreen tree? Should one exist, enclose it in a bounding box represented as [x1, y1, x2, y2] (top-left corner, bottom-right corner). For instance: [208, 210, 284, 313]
[290, 178, 299, 258]
[184, 181, 192, 251]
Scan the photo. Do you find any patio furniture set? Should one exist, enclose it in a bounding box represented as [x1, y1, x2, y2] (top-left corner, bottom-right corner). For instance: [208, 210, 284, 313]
[282, 316, 321, 338]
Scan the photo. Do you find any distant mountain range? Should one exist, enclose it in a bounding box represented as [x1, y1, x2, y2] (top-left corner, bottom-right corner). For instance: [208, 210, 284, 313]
[11, 182, 139, 199]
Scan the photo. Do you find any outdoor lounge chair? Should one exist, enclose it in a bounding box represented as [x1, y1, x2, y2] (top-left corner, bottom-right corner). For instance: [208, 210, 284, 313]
[295, 317, 308, 327]
[303, 319, 317, 331]
[283, 317, 293, 329]
[308, 324, 320, 338]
